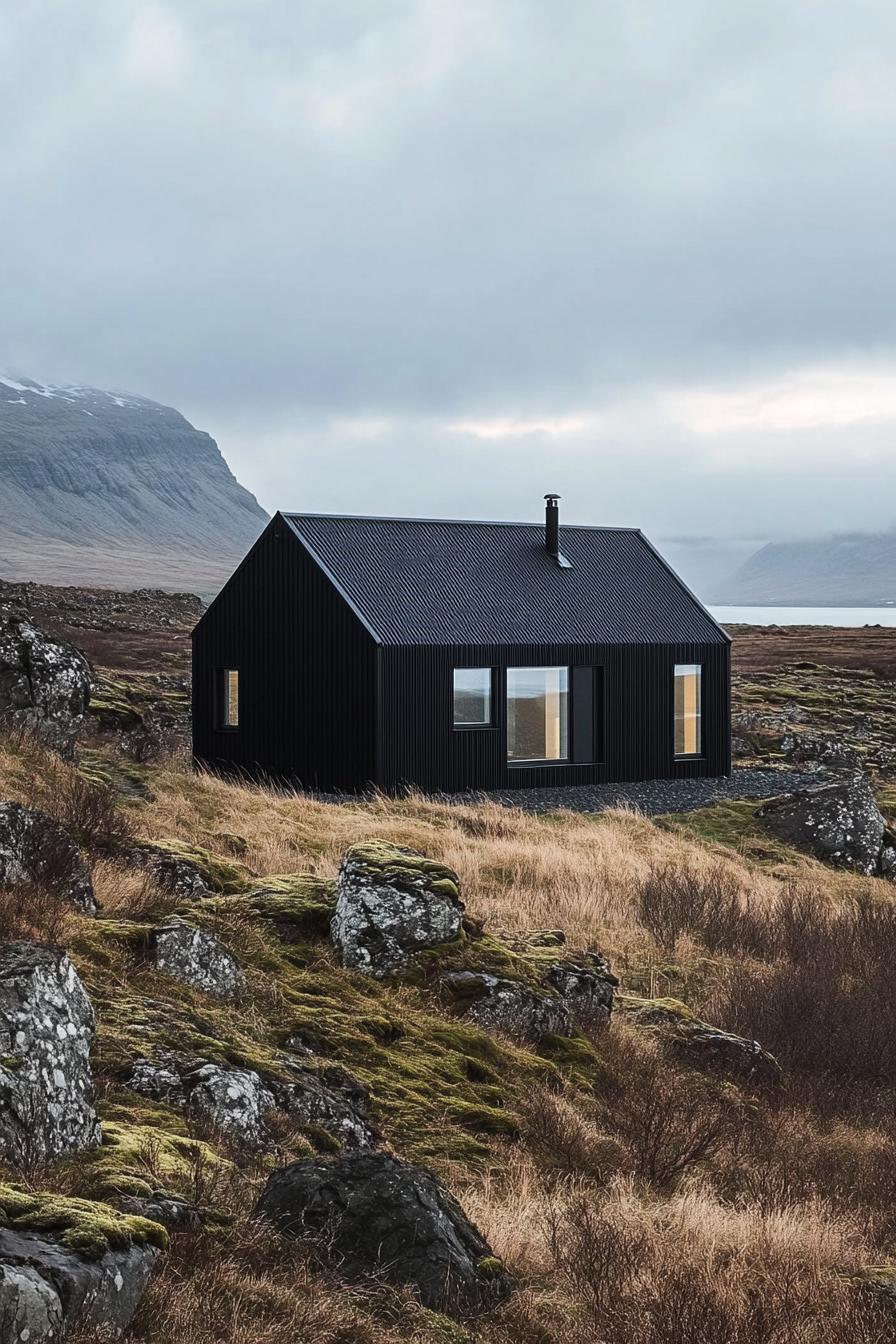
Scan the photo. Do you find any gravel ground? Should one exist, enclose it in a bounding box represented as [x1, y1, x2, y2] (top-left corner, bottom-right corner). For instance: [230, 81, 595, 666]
[436, 766, 824, 817]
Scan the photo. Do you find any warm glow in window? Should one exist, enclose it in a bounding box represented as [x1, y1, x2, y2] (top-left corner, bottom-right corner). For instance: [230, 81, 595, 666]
[507, 667, 569, 762]
[223, 669, 239, 728]
[674, 664, 701, 756]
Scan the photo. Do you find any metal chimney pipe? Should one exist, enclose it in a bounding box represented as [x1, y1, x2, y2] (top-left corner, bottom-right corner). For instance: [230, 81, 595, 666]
[544, 493, 560, 557]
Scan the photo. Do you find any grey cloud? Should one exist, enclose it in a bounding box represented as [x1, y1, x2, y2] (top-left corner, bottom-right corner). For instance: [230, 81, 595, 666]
[1, 1, 896, 546]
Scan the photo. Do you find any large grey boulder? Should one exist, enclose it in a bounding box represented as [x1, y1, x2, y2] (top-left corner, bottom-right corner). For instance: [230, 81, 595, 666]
[757, 772, 893, 876]
[0, 1226, 158, 1340]
[254, 1152, 514, 1317]
[0, 613, 90, 758]
[148, 921, 244, 999]
[0, 802, 96, 914]
[128, 1052, 374, 1152]
[442, 971, 571, 1042]
[332, 842, 463, 977]
[0, 942, 101, 1162]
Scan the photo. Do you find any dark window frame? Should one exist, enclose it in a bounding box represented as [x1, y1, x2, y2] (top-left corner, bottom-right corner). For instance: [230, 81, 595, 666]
[506, 664, 571, 766]
[673, 661, 704, 760]
[452, 666, 496, 730]
[216, 667, 240, 731]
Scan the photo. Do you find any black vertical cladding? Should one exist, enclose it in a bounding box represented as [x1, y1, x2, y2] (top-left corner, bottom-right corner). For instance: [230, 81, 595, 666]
[192, 517, 378, 790]
[379, 641, 730, 792]
[193, 511, 732, 794]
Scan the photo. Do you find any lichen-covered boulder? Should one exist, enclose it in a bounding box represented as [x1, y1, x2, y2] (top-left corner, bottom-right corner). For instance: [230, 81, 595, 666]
[617, 997, 782, 1087]
[332, 842, 464, 977]
[0, 801, 96, 914]
[0, 1219, 161, 1341]
[0, 942, 101, 1162]
[128, 1053, 374, 1152]
[129, 1057, 275, 1149]
[0, 613, 90, 758]
[442, 970, 571, 1042]
[254, 1152, 514, 1316]
[148, 921, 244, 999]
[546, 955, 617, 1029]
[757, 773, 891, 876]
[0, 1261, 63, 1342]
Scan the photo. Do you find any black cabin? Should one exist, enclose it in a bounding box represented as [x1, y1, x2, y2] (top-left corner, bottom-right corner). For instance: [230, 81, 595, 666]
[191, 497, 731, 793]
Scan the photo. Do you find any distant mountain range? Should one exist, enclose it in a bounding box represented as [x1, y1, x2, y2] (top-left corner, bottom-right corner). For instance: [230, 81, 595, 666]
[713, 530, 896, 605]
[0, 375, 267, 593]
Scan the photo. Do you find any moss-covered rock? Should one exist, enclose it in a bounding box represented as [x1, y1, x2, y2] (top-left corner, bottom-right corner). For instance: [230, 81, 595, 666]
[0, 1184, 167, 1258]
[617, 996, 782, 1087]
[333, 842, 465, 977]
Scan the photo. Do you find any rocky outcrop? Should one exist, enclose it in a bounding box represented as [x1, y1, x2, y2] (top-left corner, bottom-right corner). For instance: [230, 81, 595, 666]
[0, 1222, 159, 1341]
[779, 733, 863, 772]
[117, 1192, 205, 1229]
[546, 955, 617, 1029]
[443, 971, 571, 1042]
[254, 1152, 514, 1316]
[0, 802, 96, 914]
[128, 1053, 374, 1152]
[757, 773, 894, 877]
[127, 842, 218, 899]
[0, 1258, 63, 1341]
[617, 997, 782, 1087]
[0, 943, 101, 1162]
[148, 921, 244, 999]
[332, 842, 464, 976]
[0, 613, 90, 757]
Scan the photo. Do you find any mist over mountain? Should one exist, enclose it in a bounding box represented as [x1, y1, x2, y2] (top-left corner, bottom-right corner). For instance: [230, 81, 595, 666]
[714, 531, 896, 606]
[0, 376, 267, 592]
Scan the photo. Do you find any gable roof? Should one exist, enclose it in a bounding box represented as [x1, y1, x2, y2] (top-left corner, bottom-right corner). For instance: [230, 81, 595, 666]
[282, 512, 728, 648]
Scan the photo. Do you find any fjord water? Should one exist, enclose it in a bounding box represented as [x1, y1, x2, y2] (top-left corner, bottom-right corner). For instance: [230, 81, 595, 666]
[711, 606, 896, 627]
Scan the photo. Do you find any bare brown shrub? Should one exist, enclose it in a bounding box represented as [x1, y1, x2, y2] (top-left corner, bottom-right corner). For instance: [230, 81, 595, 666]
[0, 881, 74, 944]
[52, 772, 136, 855]
[598, 1029, 741, 1190]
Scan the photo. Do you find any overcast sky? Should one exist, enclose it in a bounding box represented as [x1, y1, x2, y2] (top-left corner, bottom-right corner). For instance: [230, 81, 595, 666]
[3, 1, 896, 552]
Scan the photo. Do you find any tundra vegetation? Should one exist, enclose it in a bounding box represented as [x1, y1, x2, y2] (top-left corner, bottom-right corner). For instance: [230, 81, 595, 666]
[1, 600, 896, 1341]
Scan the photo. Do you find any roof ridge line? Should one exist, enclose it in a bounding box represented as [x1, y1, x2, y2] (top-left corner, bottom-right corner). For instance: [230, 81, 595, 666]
[283, 511, 640, 532]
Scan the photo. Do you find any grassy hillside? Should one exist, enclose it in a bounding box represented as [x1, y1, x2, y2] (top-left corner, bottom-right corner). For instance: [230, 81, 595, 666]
[1, 721, 896, 1341]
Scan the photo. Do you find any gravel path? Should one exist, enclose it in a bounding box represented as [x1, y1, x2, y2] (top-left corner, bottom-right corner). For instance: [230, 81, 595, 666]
[438, 766, 823, 817]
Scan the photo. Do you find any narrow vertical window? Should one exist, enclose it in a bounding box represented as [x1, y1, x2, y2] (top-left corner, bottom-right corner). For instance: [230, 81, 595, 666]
[453, 668, 492, 726]
[507, 667, 569, 762]
[674, 664, 701, 757]
[221, 669, 239, 728]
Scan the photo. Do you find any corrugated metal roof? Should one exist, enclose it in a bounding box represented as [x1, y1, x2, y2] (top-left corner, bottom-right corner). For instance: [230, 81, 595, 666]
[282, 513, 729, 647]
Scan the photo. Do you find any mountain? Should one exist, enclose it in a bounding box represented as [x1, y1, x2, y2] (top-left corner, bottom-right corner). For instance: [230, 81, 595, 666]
[714, 530, 896, 605]
[0, 375, 267, 592]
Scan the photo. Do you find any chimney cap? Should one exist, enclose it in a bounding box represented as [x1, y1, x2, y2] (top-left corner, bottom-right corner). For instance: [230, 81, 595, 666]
[544, 492, 561, 503]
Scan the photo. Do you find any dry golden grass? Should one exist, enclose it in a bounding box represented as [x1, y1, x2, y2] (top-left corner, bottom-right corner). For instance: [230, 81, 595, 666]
[5, 735, 896, 1342]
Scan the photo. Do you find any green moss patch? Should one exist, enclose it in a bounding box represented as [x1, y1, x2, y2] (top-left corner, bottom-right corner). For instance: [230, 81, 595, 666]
[139, 838, 249, 893]
[72, 1109, 231, 1204]
[0, 1183, 167, 1258]
[344, 841, 461, 902]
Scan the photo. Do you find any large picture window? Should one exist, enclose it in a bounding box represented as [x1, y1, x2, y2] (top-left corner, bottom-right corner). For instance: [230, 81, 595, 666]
[220, 668, 240, 729]
[507, 666, 569, 762]
[453, 668, 492, 726]
[674, 663, 702, 757]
